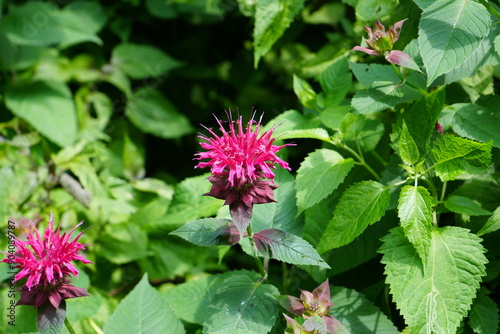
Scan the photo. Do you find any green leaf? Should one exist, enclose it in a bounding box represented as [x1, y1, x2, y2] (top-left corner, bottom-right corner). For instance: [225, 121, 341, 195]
[398, 186, 434, 262]
[355, 0, 393, 21]
[380, 226, 487, 334]
[399, 122, 420, 165]
[419, 0, 491, 86]
[468, 288, 500, 334]
[402, 87, 445, 156]
[350, 62, 426, 103]
[444, 195, 492, 216]
[477, 206, 500, 236]
[111, 43, 181, 79]
[262, 110, 321, 137]
[317, 180, 390, 253]
[162, 270, 256, 325]
[170, 218, 240, 246]
[276, 128, 329, 141]
[330, 286, 399, 333]
[125, 88, 193, 139]
[295, 148, 354, 213]
[319, 55, 352, 107]
[320, 104, 350, 131]
[56, 1, 107, 48]
[0, 2, 63, 46]
[104, 273, 185, 334]
[37, 301, 66, 334]
[254, 229, 330, 268]
[431, 134, 492, 181]
[253, 0, 306, 67]
[97, 223, 149, 264]
[435, 26, 500, 86]
[447, 103, 500, 148]
[203, 274, 280, 333]
[351, 81, 404, 114]
[6, 80, 77, 147]
[293, 74, 317, 109]
[251, 168, 302, 235]
[138, 237, 216, 280]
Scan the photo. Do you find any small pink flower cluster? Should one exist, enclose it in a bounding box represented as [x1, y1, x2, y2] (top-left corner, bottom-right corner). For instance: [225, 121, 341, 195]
[280, 280, 347, 333]
[2, 214, 92, 308]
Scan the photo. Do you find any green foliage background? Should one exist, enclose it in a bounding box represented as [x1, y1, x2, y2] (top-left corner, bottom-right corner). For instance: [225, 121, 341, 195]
[0, 0, 499, 333]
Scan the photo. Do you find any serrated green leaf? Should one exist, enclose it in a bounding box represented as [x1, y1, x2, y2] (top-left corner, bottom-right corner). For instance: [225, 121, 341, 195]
[162, 270, 256, 325]
[293, 74, 317, 109]
[111, 43, 181, 79]
[170, 218, 240, 246]
[253, 0, 306, 67]
[468, 288, 500, 334]
[351, 81, 404, 114]
[251, 168, 302, 235]
[317, 180, 390, 253]
[319, 56, 352, 107]
[203, 274, 279, 333]
[398, 186, 434, 262]
[37, 301, 66, 334]
[403, 87, 445, 156]
[104, 274, 185, 334]
[380, 226, 487, 334]
[6, 80, 77, 147]
[435, 26, 500, 86]
[444, 195, 491, 216]
[399, 122, 420, 165]
[254, 229, 330, 268]
[431, 134, 492, 181]
[477, 206, 500, 236]
[419, 0, 491, 86]
[296, 149, 354, 213]
[447, 103, 500, 148]
[125, 88, 193, 139]
[331, 286, 399, 333]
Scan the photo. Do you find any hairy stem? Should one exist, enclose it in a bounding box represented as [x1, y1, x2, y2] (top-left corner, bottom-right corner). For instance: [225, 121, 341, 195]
[247, 225, 267, 279]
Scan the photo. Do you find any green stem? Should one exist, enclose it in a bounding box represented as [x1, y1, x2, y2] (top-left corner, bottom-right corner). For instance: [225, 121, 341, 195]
[421, 177, 438, 200]
[390, 62, 428, 95]
[247, 225, 267, 279]
[64, 317, 77, 334]
[478, 0, 500, 21]
[440, 181, 448, 202]
[330, 140, 380, 181]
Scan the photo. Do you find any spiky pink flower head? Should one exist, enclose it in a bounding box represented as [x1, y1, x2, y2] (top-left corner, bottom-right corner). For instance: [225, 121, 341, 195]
[1, 214, 92, 308]
[195, 113, 292, 235]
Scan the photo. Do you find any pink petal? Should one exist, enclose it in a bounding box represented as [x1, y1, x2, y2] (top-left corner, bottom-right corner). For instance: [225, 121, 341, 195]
[352, 46, 380, 56]
[385, 50, 421, 72]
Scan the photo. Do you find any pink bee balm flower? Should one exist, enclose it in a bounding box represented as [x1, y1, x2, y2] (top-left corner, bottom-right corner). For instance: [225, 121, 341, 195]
[352, 19, 420, 72]
[195, 113, 292, 235]
[279, 280, 347, 334]
[1, 214, 92, 308]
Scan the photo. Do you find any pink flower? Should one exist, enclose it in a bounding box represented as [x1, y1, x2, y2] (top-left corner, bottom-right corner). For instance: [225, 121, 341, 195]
[1, 214, 92, 308]
[195, 113, 292, 235]
[352, 19, 420, 71]
[279, 280, 347, 334]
